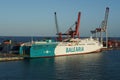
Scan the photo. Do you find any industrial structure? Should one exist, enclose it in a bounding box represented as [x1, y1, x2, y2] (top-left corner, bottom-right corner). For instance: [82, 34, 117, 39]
[91, 7, 109, 48]
[54, 12, 81, 41]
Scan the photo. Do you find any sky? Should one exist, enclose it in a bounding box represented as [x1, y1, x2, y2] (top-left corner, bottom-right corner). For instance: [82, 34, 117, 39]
[0, 0, 120, 37]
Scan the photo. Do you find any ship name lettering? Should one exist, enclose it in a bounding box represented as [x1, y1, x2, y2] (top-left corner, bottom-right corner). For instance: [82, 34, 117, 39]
[66, 47, 84, 53]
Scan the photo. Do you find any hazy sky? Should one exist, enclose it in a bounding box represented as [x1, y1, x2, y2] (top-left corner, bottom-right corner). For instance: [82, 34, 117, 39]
[0, 0, 120, 37]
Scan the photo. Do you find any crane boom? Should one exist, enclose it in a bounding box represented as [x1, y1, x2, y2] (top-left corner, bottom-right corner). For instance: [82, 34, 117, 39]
[54, 12, 59, 34]
[54, 12, 81, 41]
[104, 7, 109, 29]
[75, 12, 81, 38]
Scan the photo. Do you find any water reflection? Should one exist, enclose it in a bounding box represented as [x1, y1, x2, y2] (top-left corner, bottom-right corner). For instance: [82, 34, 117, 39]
[22, 58, 55, 80]
[23, 52, 104, 80]
[54, 53, 104, 80]
[1, 51, 120, 80]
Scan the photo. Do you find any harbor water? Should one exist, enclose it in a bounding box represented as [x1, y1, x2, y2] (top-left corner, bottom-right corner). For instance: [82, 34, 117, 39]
[0, 50, 120, 80]
[0, 36, 120, 80]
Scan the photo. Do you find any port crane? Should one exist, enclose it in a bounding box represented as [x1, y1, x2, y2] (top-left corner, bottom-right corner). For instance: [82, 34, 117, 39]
[54, 12, 81, 41]
[91, 7, 109, 48]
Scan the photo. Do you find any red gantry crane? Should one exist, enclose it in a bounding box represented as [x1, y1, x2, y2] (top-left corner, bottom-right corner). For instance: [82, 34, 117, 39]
[54, 12, 81, 41]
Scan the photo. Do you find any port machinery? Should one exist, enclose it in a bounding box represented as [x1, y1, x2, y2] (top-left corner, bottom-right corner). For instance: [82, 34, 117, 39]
[91, 7, 109, 48]
[54, 12, 81, 41]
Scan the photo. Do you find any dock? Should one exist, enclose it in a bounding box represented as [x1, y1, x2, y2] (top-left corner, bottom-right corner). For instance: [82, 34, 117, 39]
[0, 57, 23, 61]
[0, 53, 24, 62]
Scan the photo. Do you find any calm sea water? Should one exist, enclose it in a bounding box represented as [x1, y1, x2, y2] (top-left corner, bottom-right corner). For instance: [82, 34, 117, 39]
[0, 50, 120, 80]
[0, 36, 120, 80]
